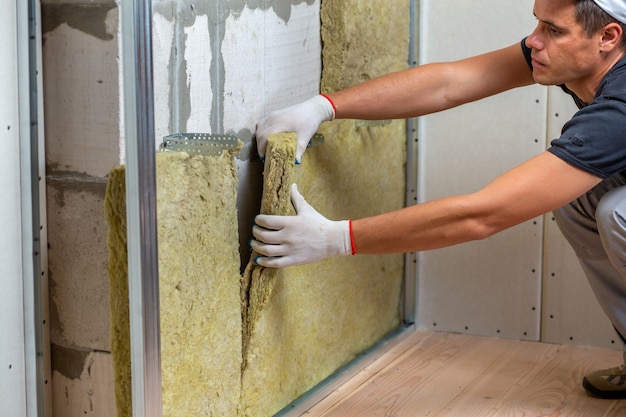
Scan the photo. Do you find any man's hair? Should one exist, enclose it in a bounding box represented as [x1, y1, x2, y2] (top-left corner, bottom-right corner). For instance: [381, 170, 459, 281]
[576, 0, 626, 50]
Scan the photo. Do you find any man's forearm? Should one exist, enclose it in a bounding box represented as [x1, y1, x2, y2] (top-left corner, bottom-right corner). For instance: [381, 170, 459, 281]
[351, 195, 493, 255]
[327, 63, 454, 121]
[327, 43, 535, 122]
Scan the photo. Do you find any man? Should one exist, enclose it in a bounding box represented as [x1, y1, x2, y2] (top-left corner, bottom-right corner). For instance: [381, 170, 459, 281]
[252, 0, 626, 399]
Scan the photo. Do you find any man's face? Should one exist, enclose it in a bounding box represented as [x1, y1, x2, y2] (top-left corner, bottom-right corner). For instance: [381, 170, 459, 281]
[526, 0, 602, 88]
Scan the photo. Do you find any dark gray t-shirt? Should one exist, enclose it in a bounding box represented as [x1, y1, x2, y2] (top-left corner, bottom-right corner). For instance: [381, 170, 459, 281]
[521, 38, 626, 179]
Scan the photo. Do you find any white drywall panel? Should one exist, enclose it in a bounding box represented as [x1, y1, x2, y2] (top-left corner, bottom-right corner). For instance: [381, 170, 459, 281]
[0, 1, 26, 415]
[417, 0, 545, 340]
[541, 86, 619, 349]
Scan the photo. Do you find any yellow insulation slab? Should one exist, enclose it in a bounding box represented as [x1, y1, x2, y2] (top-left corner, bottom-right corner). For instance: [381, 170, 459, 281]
[105, 149, 243, 417]
[239, 124, 406, 417]
[105, 167, 131, 417]
[321, 0, 410, 91]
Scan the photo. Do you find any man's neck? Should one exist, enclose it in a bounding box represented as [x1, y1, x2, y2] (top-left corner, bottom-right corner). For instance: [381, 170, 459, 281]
[566, 50, 626, 103]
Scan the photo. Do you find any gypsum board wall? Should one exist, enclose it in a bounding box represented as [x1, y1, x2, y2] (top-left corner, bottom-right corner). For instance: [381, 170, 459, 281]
[105, 148, 243, 417]
[239, 131, 405, 417]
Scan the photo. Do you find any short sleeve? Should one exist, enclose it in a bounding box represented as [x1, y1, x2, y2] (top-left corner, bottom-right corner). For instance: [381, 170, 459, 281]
[548, 99, 626, 179]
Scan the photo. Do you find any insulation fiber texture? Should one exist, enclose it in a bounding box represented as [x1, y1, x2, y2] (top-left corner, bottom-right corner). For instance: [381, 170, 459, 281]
[321, 0, 410, 91]
[105, 148, 242, 417]
[239, 125, 406, 417]
[105, 167, 131, 417]
[241, 133, 296, 372]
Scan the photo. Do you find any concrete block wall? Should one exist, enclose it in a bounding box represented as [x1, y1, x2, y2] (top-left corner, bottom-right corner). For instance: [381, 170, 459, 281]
[42, 0, 120, 415]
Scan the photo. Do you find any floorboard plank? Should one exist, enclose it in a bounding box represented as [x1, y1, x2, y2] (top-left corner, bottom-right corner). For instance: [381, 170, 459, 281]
[300, 330, 438, 415]
[432, 338, 556, 417]
[300, 331, 626, 417]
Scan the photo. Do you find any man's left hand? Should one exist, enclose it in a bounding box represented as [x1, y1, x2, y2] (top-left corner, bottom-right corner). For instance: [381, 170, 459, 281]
[251, 184, 352, 268]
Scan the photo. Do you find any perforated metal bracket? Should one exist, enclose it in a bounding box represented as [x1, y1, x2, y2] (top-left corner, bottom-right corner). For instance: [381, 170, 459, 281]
[160, 133, 239, 156]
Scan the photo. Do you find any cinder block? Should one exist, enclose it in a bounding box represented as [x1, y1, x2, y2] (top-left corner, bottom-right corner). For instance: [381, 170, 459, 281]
[47, 175, 110, 352]
[42, 2, 121, 177]
[51, 346, 117, 417]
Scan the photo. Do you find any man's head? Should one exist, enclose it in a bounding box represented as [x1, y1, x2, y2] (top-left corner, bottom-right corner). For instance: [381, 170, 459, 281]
[578, 0, 626, 50]
[527, 0, 626, 100]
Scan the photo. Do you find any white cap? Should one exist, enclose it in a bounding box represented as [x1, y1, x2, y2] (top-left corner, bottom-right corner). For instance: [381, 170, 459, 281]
[594, 0, 626, 24]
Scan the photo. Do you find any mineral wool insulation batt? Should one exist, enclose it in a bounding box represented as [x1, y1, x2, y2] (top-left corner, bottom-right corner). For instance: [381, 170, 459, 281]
[238, 131, 406, 416]
[106, 148, 243, 417]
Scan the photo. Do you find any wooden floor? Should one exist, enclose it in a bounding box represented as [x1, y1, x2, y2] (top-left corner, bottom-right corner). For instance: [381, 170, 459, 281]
[298, 330, 626, 417]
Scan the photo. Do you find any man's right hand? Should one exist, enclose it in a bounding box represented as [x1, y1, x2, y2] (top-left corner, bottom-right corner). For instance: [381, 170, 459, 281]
[255, 94, 335, 163]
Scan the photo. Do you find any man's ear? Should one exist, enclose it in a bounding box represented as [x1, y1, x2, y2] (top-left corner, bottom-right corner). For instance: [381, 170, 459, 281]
[600, 23, 623, 52]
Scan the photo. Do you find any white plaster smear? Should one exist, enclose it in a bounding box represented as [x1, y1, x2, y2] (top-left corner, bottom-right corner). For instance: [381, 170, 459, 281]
[222, 3, 322, 133]
[129, 3, 321, 152]
[151, 12, 176, 146]
[185, 14, 214, 133]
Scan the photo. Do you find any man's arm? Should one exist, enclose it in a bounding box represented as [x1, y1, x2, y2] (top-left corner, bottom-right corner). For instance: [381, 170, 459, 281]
[256, 42, 536, 161]
[251, 152, 602, 268]
[329, 42, 536, 120]
[352, 152, 601, 254]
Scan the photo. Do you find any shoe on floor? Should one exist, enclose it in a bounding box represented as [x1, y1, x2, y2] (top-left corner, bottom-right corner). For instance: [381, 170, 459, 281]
[583, 363, 626, 399]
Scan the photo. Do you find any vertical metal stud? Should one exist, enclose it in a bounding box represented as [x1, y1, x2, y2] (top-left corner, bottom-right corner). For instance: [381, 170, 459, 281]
[120, 0, 163, 416]
[403, 0, 419, 326]
[17, 0, 51, 415]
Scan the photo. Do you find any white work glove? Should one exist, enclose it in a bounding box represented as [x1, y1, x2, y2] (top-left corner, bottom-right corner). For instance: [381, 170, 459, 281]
[256, 95, 336, 163]
[251, 184, 354, 268]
